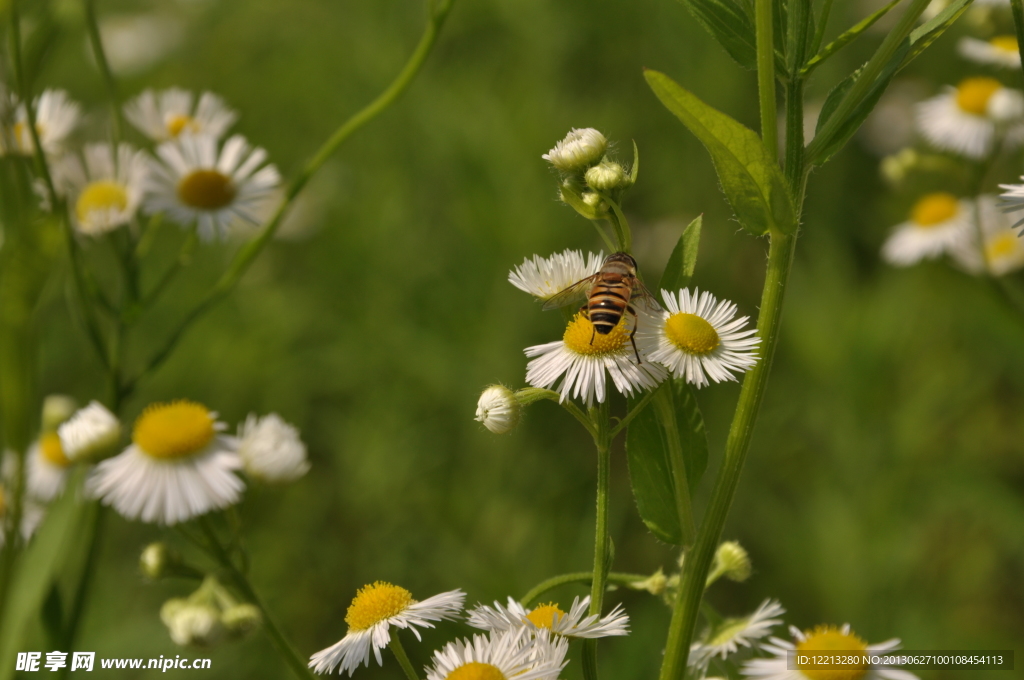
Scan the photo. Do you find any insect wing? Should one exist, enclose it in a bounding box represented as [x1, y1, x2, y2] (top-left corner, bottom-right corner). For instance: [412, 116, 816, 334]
[541, 275, 598, 311]
[629, 279, 664, 313]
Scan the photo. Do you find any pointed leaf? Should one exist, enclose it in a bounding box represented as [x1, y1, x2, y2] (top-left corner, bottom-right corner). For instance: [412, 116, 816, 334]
[645, 70, 796, 236]
[905, 0, 973, 63]
[659, 215, 703, 293]
[629, 141, 640, 186]
[679, 0, 757, 70]
[801, 0, 902, 76]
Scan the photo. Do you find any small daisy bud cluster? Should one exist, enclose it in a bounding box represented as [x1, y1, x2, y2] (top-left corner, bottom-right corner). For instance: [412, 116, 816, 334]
[160, 576, 260, 647]
[626, 568, 668, 596]
[543, 128, 637, 220]
[475, 385, 521, 434]
[711, 540, 752, 583]
[236, 413, 310, 483]
[58, 401, 122, 462]
[139, 542, 202, 581]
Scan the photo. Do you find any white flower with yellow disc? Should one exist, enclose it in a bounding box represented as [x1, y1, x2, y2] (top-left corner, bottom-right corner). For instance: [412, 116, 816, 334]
[742, 623, 918, 680]
[525, 310, 665, 405]
[952, 194, 1024, 275]
[881, 192, 973, 266]
[689, 599, 784, 670]
[86, 400, 243, 525]
[26, 432, 73, 502]
[425, 629, 567, 680]
[958, 36, 1021, 69]
[52, 143, 148, 235]
[509, 249, 604, 301]
[641, 289, 759, 389]
[125, 88, 237, 142]
[144, 133, 280, 240]
[468, 596, 628, 640]
[916, 77, 1024, 159]
[8, 89, 80, 156]
[308, 582, 465, 676]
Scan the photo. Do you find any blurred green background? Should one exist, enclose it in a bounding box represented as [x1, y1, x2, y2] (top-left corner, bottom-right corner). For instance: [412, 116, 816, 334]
[12, 0, 1024, 677]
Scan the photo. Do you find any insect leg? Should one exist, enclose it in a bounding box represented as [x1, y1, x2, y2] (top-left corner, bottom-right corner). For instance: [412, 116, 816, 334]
[581, 305, 596, 345]
[627, 305, 641, 364]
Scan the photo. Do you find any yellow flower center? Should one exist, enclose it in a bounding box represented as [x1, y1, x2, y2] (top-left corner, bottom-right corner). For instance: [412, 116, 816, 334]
[76, 180, 129, 225]
[40, 432, 71, 468]
[166, 114, 197, 138]
[986, 232, 1019, 260]
[562, 313, 630, 356]
[132, 401, 216, 460]
[12, 121, 44, 151]
[525, 603, 566, 629]
[990, 36, 1019, 54]
[910, 192, 959, 227]
[665, 313, 720, 355]
[796, 625, 869, 680]
[345, 581, 413, 631]
[446, 662, 507, 680]
[176, 169, 236, 210]
[955, 77, 1002, 116]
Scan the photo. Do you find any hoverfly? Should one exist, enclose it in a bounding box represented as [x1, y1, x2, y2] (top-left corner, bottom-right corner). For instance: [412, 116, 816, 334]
[542, 252, 662, 364]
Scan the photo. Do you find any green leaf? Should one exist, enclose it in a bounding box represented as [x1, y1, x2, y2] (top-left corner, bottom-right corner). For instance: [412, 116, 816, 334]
[904, 0, 972, 63]
[659, 215, 703, 293]
[0, 477, 91, 680]
[645, 70, 797, 236]
[801, 0, 902, 76]
[678, 0, 757, 70]
[666, 379, 709, 499]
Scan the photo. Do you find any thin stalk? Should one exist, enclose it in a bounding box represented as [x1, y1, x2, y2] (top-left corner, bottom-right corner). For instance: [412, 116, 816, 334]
[602, 195, 632, 252]
[806, 0, 932, 164]
[520, 572, 649, 606]
[124, 0, 455, 392]
[1011, 0, 1024, 82]
[610, 389, 657, 438]
[389, 635, 420, 680]
[140, 229, 199, 310]
[809, 0, 836, 56]
[591, 219, 618, 254]
[582, 400, 612, 680]
[755, 0, 778, 161]
[197, 518, 316, 680]
[58, 507, 105, 658]
[82, 0, 123, 144]
[652, 389, 695, 546]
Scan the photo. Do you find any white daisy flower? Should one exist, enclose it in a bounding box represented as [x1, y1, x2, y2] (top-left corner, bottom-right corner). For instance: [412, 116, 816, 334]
[85, 400, 244, 525]
[468, 596, 629, 640]
[475, 385, 521, 434]
[144, 133, 280, 240]
[958, 36, 1021, 69]
[26, 432, 74, 502]
[426, 629, 567, 680]
[641, 289, 759, 389]
[953, 195, 1024, 275]
[125, 88, 237, 142]
[916, 77, 1024, 159]
[742, 624, 918, 680]
[999, 178, 1024, 234]
[52, 143, 148, 235]
[10, 89, 81, 156]
[58, 400, 122, 462]
[542, 128, 607, 173]
[525, 311, 666, 405]
[236, 413, 310, 483]
[689, 599, 784, 670]
[881, 192, 973, 266]
[508, 249, 604, 301]
[309, 582, 465, 676]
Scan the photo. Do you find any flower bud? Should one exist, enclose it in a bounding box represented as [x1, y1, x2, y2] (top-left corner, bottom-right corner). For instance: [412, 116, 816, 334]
[543, 128, 607, 173]
[222, 603, 261, 637]
[713, 540, 752, 582]
[160, 598, 225, 647]
[140, 542, 171, 580]
[475, 385, 520, 434]
[585, 161, 626, 192]
[627, 568, 667, 596]
[58, 401, 121, 462]
[237, 413, 310, 484]
[41, 395, 78, 433]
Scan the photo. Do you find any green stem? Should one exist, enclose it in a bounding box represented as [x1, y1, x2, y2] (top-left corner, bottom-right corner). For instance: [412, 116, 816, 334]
[610, 389, 657, 438]
[140, 229, 199, 310]
[591, 219, 618, 255]
[82, 0, 123, 145]
[808, 0, 836, 56]
[1010, 0, 1024, 82]
[603, 196, 631, 252]
[58, 505, 105, 658]
[521, 572, 648, 606]
[755, 0, 777, 161]
[124, 0, 454, 392]
[197, 518, 315, 680]
[652, 388, 695, 546]
[583, 400, 612, 680]
[389, 634, 421, 680]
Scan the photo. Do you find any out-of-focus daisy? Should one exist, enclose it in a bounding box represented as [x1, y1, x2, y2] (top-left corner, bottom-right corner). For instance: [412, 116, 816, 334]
[641, 289, 759, 389]
[309, 582, 465, 676]
[125, 88, 236, 142]
[236, 413, 309, 483]
[742, 623, 918, 680]
[426, 629, 567, 680]
[543, 128, 607, 173]
[689, 600, 784, 671]
[509, 249, 604, 301]
[475, 385, 521, 434]
[144, 133, 280, 240]
[881, 192, 972, 266]
[10, 89, 80, 156]
[468, 596, 628, 640]
[525, 312, 666, 405]
[52, 143, 147, 235]
[916, 77, 1024, 158]
[953, 195, 1024, 275]
[86, 400, 243, 525]
[958, 36, 1021, 69]
[58, 400, 121, 462]
[999, 176, 1024, 233]
[98, 14, 184, 76]
[26, 432, 73, 502]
